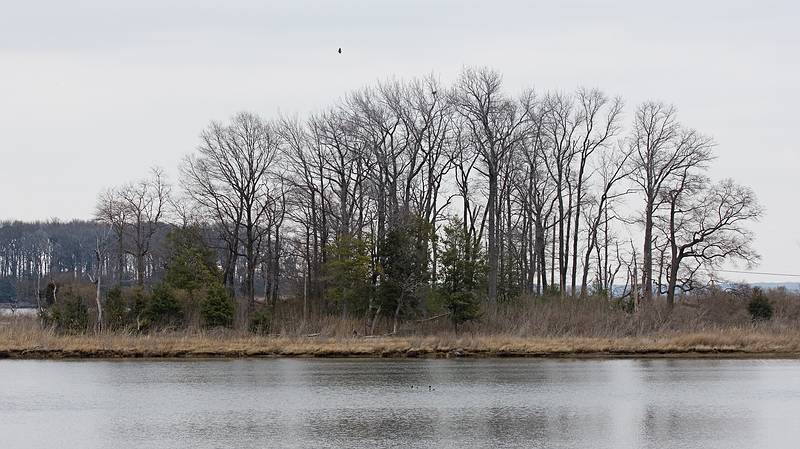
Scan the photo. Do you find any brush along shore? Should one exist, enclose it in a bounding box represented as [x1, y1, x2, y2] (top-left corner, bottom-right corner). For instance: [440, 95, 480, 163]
[2, 325, 800, 359]
[4, 290, 800, 360]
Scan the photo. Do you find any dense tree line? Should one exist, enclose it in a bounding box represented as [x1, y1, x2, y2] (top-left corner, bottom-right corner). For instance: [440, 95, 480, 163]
[1, 67, 762, 332]
[0, 220, 122, 303]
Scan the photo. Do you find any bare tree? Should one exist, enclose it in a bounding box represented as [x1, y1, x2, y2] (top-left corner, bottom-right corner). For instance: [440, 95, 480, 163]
[540, 92, 580, 296]
[629, 102, 713, 303]
[579, 144, 632, 297]
[454, 67, 525, 304]
[87, 225, 112, 332]
[278, 115, 324, 306]
[95, 188, 128, 281]
[658, 177, 762, 306]
[118, 168, 170, 286]
[19, 69, 761, 333]
[570, 89, 623, 295]
[311, 108, 369, 239]
[451, 116, 483, 275]
[182, 112, 279, 309]
[517, 92, 555, 295]
[184, 139, 242, 291]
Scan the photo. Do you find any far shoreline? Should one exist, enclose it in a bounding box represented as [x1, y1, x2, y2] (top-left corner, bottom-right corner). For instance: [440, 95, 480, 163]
[3, 331, 800, 360]
[3, 351, 800, 361]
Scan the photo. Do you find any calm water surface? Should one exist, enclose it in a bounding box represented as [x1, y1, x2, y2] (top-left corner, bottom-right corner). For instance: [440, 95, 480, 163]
[1, 358, 799, 448]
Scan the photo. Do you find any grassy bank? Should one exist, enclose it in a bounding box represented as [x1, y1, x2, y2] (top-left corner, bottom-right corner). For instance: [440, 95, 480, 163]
[2, 318, 800, 359]
[4, 289, 799, 359]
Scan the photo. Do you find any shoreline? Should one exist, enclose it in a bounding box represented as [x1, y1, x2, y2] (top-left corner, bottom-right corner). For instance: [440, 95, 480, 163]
[3, 350, 800, 360]
[3, 332, 800, 360]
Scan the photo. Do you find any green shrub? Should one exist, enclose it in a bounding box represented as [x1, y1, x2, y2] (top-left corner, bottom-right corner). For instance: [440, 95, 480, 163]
[200, 284, 234, 328]
[129, 286, 145, 317]
[104, 286, 130, 330]
[249, 306, 272, 334]
[323, 235, 373, 315]
[437, 216, 486, 331]
[144, 284, 184, 328]
[444, 290, 481, 331]
[748, 288, 773, 321]
[43, 292, 89, 333]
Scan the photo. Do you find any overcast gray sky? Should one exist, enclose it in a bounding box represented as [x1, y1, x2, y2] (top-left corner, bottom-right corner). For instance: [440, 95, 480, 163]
[1, 0, 798, 282]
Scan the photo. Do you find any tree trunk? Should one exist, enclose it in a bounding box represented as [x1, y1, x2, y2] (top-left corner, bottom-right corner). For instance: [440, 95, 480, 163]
[536, 218, 547, 294]
[392, 292, 404, 335]
[370, 304, 382, 336]
[136, 253, 145, 286]
[95, 275, 103, 333]
[117, 234, 124, 282]
[571, 165, 585, 297]
[487, 171, 498, 304]
[666, 261, 678, 308]
[642, 199, 654, 302]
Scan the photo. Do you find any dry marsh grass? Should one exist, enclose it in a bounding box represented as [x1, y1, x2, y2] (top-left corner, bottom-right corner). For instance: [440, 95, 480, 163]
[3, 290, 798, 359]
[2, 319, 799, 359]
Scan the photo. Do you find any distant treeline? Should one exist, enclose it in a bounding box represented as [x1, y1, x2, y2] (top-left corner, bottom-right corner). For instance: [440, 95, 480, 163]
[0, 220, 108, 302]
[0, 67, 764, 333]
[0, 219, 277, 303]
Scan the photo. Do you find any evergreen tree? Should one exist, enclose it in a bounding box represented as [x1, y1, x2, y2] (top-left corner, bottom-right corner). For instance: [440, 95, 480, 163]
[438, 217, 485, 330]
[748, 287, 773, 321]
[201, 283, 234, 328]
[44, 290, 89, 333]
[379, 215, 434, 332]
[163, 227, 222, 327]
[249, 306, 271, 334]
[324, 235, 373, 315]
[104, 285, 130, 330]
[164, 227, 220, 298]
[144, 283, 184, 328]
